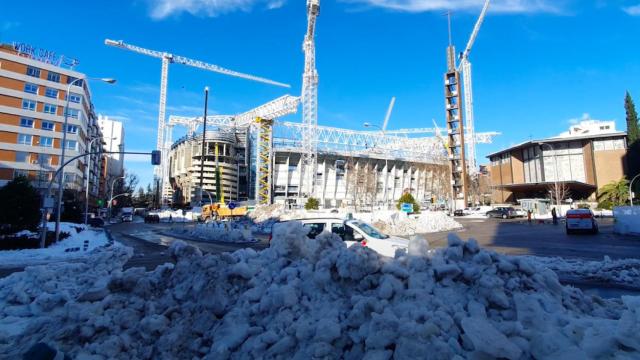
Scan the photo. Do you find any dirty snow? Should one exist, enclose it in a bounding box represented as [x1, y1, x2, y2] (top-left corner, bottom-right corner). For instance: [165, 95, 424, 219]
[170, 222, 257, 243]
[367, 211, 463, 236]
[2, 222, 640, 358]
[0, 223, 113, 268]
[150, 209, 198, 222]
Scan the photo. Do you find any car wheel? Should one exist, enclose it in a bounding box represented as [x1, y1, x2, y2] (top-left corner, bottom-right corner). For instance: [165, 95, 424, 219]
[566, 227, 573, 235]
[592, 226, 599, 235]
[502, 214, 507, 219]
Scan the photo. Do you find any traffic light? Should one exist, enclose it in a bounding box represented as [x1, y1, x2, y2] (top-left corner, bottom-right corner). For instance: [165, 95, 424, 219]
[151, 150, 161, 165]
[97, 199, 104, 206]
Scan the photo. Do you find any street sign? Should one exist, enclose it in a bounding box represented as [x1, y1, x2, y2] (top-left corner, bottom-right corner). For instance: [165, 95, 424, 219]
[401, 203, 413, 213]
[228, 201, 236, 210]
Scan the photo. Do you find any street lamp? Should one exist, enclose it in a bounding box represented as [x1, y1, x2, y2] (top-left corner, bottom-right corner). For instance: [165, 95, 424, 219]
[630, 173, 640, 206]
[539, 142, 560, 213]
[55, 77, 115, 241]
[364, 122, 388, 209]
[108, 175, 125, 219]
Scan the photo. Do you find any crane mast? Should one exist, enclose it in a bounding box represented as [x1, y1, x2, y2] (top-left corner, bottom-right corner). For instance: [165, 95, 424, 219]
[457, 0, 490, 176]
[301, 0, 320, 198]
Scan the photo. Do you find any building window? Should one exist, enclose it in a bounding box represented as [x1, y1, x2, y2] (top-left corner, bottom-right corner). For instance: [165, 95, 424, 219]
[22, 99, 36, 111]
[20, 118, 34, 128]
[66, 76, 83, 87]
[38, 153, 51, 165]
[24, 83, 38, 94]
[15, 152, 29, 163]
[68, 93, 82, 103]
[65, 125, 78, 134]
[64, 173, 75, 183]
[18, 134, 33, 145]
[40, 136, 54, 148]
[26, 66, 40, 78]
[44, 87, 58, 99]
[43, 103, 57, 115]
[594, 138, 625, 151]
[14, 169, 29, 179]
[37, 171, 52, 182]
[65, 140, 77, 150]
[47, 72, 61, 83]
[65, 108, 79, 119]
[41, 121, 55, 131]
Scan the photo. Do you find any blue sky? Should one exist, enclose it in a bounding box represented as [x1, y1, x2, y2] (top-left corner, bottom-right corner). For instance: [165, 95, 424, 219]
[2, 0, 639, 188]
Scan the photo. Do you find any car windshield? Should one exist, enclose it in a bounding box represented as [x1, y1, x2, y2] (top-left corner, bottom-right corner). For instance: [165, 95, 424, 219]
[349, 220, 389, 239]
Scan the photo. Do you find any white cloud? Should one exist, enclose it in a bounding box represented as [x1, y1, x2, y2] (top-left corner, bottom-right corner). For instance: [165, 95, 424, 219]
[623, 4, 640, 15]
[148, 0, 286, 19]
[343, 0, 560, 13]
[568, 113, 591, 125]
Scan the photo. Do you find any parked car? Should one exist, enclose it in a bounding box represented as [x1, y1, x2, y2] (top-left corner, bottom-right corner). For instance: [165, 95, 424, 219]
[272, 217, 409, 257]
[512, 208, 527, 218]
[144, 214, 160, 223]
[121, 213, 133, 222]
[486, 207, 516, 219]
[565, 209, 599, 234]
[453, 209, 465, 217]
[87, 217, 104, 228]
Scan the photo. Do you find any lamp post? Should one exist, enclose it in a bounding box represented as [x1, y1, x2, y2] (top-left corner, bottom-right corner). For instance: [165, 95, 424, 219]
[198, 87, 209, 203]
[55, 77, 115, 241]
[108, 175, 125, 220]
[539, 142, 560, 213]
[202, 189, 214, 205]
[364, 122, 388, 209]
[630, 173, 640, 206]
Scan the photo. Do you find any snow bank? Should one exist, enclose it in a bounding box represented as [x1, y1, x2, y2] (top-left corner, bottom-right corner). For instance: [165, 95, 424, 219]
[170, 222, 256, 243]
[0, 223, 112, 267]
[368, 211, 463, 236]
[614, 206, 640, 235]
[2, 223, 639, 358]
[527, 255, 640, 289]
[150, 209, 198, 222]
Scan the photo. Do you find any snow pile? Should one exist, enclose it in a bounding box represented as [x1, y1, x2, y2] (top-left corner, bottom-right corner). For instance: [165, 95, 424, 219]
[150, 209, 198, 222]
[0, 223, 112, 267]
[370, 211, 463, 236]
[528, 255, 640, 289]
[2, 223, 640, 358]
[170, 222, 256, 243]
[247, 204, 286, 223]
[614, 206, 640, 235]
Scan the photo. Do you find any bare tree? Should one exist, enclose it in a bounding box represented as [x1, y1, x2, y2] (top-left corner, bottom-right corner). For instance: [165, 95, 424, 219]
[548, 182, 570, 214]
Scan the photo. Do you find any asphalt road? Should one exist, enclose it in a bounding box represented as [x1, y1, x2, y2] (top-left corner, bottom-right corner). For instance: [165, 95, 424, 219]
[421, 217, 640, 261]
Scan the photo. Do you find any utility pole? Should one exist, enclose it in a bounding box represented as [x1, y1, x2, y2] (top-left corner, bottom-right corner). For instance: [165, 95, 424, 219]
[199, 87, 209, 204]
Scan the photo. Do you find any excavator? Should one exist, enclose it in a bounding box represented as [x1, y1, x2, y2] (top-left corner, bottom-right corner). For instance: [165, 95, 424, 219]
[200, 202, 248, 222]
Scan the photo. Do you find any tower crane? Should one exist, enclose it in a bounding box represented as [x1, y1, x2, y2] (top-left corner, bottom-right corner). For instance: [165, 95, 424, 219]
[300, 0, 320, 199]
[456, 0, 490, 175]
[104, 39, 290, 203]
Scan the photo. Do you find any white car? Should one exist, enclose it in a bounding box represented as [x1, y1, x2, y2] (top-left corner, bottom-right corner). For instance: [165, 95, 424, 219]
[273, 217, 409, 257]
[565, 209, 599, 234]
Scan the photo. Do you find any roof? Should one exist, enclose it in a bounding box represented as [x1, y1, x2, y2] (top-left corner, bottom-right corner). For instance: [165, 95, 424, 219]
[486, 131, 627, 158]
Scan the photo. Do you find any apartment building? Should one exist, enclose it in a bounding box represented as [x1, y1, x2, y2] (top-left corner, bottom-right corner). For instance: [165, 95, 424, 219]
[0, 43, 103, 201]
[97, 115, 124, 195]
[487, 120, 627, 204]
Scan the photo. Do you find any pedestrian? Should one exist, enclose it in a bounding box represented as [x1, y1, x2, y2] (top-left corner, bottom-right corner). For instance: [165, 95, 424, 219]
[169, 214, 173, 223]
[551, 208, 558, 225]
[527, 210, 532, 224]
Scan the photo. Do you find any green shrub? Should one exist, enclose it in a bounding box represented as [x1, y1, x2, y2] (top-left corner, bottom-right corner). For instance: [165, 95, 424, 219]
[305, 197, 320, 210]
[396, 193, 420, 213]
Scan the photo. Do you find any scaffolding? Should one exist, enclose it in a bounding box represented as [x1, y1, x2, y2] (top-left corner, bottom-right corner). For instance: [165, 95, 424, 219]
[445, 45, 468, 208]
[256, 117, 273, 205]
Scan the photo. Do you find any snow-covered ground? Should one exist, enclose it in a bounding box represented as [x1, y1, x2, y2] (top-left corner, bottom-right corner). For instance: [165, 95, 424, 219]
[0, 223, 112, 268]
[527, 255, 640, 289]
[170, 222, 257, 243]
[2, 224, 640, 358]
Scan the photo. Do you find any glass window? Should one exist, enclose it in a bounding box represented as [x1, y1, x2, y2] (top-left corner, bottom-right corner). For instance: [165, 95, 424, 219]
[26, 66, 40, 78]
[65, 140, 77, 150]
[47, 72, 61, 83]
[349, 220, 389, 239]
[18, 134, 32, 145]
[303, 223, 325, 239]
[38, 153, 51, 165]
[65, 108, 79, 119]
[14, 169, 29, 179]
[331, 223, 355, 241]
[66, 76, 83, 87]
[43, 103, 57, 114]
[20, 118, 34, 128]
[44, 87, 58, 99]
[37, 171, 52, 182]
[64, 173, 74, 183]
[41, 121, 55, 131]
[22, 99, 36, 111]
[65, 125, 78, 134]
[68, 93, 82, 103]
[39, 137, 53, 148]
[15, 152, 28, 163]
[24, 83, 38, 94]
